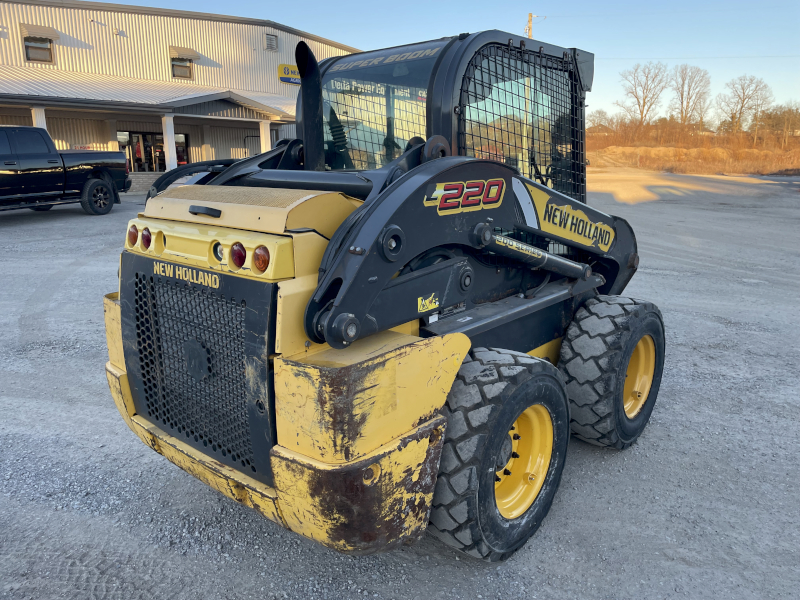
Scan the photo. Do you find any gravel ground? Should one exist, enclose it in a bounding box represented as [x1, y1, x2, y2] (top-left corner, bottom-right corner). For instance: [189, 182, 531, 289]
[1, 172, 798, 600]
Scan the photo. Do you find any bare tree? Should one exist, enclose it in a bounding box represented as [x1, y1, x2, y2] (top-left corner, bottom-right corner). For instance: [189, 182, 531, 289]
[669, 64, 711, 125]
[750, 83, 774, 146]
[715, 75, 772, 134]
[587, 109, 611, 129]
[614, 62, 669, 126]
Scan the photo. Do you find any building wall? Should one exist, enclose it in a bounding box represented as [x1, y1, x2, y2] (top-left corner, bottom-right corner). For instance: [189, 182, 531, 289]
[0, 1, 350, 97]
[0, 111, 263, 160]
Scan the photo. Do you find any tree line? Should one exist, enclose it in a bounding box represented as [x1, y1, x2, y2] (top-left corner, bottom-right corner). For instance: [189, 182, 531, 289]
[588, 63, 798, 150]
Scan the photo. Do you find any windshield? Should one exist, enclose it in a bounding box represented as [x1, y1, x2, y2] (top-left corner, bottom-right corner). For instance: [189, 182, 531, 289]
[321, 39, 449, 170]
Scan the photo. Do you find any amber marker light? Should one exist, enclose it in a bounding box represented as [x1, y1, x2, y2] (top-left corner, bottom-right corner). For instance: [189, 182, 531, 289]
[231, 243, 246, 268]
[141, 228, 152, 249]
[253, 246, 270, 273]
[127, 224, 138, 246]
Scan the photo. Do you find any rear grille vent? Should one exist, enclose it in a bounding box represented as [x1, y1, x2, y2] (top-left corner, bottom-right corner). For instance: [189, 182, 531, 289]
[132, 273, 256, 473]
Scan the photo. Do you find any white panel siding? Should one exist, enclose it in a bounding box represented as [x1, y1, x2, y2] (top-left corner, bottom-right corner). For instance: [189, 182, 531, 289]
[0, 1, 350, 100]
[279, 124, 297, 139]
[47, 117, 111, 150]
[206, 125, 260, 160]
[0, 113, 33, 126]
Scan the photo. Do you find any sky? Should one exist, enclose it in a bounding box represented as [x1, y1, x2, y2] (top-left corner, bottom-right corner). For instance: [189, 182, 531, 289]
[101, 0, 799, 118]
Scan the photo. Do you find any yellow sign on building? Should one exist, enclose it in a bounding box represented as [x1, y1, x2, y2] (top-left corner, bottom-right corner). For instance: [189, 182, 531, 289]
[279, 64, 301, 85]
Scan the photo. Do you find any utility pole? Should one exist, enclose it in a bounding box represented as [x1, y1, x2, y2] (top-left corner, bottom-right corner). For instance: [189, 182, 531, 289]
[525, 13, 533, 39]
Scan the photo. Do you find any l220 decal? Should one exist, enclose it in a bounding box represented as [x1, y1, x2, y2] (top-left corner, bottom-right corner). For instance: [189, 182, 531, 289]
[423, 179, 505, 215]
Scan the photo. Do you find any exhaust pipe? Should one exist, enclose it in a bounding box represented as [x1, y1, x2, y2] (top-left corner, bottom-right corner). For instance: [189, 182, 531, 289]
[295, 42, 325, 172]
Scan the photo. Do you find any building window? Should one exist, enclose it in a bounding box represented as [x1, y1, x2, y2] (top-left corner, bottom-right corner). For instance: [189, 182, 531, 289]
[171, 57, 192, 79]
[24, 37, 53, 63]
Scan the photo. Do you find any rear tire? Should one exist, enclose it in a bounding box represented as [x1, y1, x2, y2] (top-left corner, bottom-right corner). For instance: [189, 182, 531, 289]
[559, 295, 665, 449]
[428, 348, 569, 561]
[80, 178, 114, 215]
[28, 205, 53, 212]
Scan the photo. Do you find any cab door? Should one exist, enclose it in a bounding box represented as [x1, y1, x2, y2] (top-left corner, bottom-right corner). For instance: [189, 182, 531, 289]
[0, 130, 21, 204]
[8, 128, 64, 198]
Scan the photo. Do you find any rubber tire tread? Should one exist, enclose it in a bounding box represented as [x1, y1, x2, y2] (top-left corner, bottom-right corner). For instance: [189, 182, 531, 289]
[428, 347, 568, 562]
[559, 295, 665, 449]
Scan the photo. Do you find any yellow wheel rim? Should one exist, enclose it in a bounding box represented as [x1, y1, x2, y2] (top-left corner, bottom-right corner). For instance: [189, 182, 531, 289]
[494, 404, 553, 520]
[623, 334, 656, 419]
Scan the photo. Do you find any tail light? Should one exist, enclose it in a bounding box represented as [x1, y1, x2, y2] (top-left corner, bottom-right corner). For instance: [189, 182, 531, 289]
[231, 243, 246, 268]
[253, 246, 270, 273]
[141, 228, 152, 250]
[127, 224, 138, 246]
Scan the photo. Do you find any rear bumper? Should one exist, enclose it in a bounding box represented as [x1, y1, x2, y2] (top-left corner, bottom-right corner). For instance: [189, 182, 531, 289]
[103, 291, 452, 555]
[122, 177, 132, 193]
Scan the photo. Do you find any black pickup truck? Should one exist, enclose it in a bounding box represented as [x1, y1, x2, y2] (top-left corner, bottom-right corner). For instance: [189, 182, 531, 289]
[0, 126, 131, 215]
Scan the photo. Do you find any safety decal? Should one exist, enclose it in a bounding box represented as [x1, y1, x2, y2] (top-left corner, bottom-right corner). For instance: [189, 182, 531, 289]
[417, 293, 440, 312]
[525, 183, 616, 253]
[153, 261, 220, 289]
[494, 235, 545, 259]
[423, 179, 505, 215]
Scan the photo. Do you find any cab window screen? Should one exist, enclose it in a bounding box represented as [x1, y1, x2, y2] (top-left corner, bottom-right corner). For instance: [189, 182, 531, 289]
[321, 40, 447, 170]
[458, 44, 586, 203]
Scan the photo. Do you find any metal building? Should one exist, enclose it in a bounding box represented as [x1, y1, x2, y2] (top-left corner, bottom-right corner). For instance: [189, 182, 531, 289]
[0, 0, 356, 190]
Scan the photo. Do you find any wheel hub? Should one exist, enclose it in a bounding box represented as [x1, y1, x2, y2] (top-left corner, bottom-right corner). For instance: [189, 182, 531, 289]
[623, 334, 656, 419]
[494, 404, 553, 520]
[93, 186, 110, 208]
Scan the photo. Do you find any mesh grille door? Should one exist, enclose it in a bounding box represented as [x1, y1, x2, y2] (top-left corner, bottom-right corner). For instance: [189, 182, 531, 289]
[458, 44, 586, 203]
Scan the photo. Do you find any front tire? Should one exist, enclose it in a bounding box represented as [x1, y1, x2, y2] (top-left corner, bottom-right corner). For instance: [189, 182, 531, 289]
[559, 296, 665, 449]
[80, 178, 114, 215]
[428, 348, 569, 561]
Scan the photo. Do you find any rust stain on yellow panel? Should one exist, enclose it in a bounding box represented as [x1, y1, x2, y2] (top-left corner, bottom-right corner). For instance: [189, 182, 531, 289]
[103, 293, 125, 369]
[527, 337, 563, 365]
[274, 331, 470, 463]
[271, 416, 445, 554]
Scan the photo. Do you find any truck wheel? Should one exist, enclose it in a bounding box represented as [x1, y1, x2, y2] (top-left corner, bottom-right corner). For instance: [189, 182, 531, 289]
[28, 205, 53, 212]
[80, 178, 114, 215]
[559, 296, 665, 449]
[428, 349, 569, 561]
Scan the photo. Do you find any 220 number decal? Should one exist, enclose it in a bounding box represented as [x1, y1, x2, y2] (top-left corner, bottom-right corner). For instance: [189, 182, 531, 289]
[424, 179, 506, 215]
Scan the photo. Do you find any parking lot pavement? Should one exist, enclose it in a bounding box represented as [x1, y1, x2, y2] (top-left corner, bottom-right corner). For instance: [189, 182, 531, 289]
[1, 174, 798, 600]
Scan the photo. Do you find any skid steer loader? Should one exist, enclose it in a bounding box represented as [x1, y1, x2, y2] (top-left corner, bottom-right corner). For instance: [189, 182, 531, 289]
[104, 31, 665, 561]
